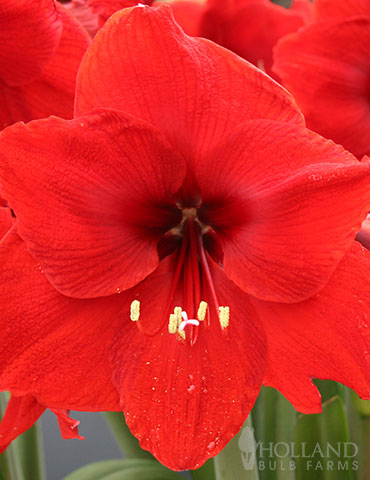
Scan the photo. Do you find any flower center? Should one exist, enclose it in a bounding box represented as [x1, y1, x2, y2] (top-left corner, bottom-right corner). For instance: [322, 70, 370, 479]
[130, 207, 229, 346]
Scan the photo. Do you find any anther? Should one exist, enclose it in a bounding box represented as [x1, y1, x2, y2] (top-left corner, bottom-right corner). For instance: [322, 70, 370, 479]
[219, 306, 230, 328]
[174, 306, 182, 326]
[168, 314, 178, 334]
[177, 329, 186, 340]
[130, 300, 140, 322]
[197, 301, 208, 321]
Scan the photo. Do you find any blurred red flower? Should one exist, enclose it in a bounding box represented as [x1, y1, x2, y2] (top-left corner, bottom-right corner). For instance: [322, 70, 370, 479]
[273, 0, 370, 158]
[0, 5, 370, 470]
[0, 0, 90, 130]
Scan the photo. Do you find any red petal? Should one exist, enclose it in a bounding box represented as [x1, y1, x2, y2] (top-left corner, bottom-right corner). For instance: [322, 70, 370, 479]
[0, 231, 120, 410]
[0, 208, 13, 241]
[87, 0, 154, 22]
[253, 241, 370, 414]
[0, 110, 185, 298]
[290, 0, 313, 23]
[111, 255, 266, 470]
[75, 5, 303, 167]
[0, 394, 45, 453]
[51, 409, 85, 440]
[0, 4, 90, 129]
[200, 0, 306, 78]
[65, 0, 99, 37]
[273, 18, 370, 158]
[314, 0, 370, 19]
[197, 119, 370, 302]
[163, 0, 206, 37]
[0, 0, 62, 86]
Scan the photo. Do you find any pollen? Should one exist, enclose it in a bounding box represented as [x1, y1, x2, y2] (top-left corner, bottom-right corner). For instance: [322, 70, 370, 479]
[174, 306, 183, 326]
[130, 300, 140, 322]
[219, 306, 230, 328]
[197, 301, 208, 321]
[177, 329, 186, 340]
[168, 314, 178, 334]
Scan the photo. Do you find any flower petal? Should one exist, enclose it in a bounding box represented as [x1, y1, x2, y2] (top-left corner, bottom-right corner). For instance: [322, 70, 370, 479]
[0, 0, 62, 86]
[0, 110, 185, 298]
[273, 18, 370, 158]
[253, 241, 370, 414]
[75, 5, 303, 168]
[111, 255, 266, 470]
[0, 4, 90, 130]
[314, 0, 370, 19]
[197, 119, 370, 302]
[87, 0, 154, 23]
[164, 0, 206, 37]
[64, 0, 99, 37]
[201, 0, 306, 78]
[0, 230, 120, 410]
[50, 409, 85, 440]
[0, 394, 45, 453]
[0, 208, 13, 241]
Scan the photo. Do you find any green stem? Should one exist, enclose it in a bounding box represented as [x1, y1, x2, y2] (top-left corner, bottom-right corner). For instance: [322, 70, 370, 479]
[348, 392, 370, 480]
[0, 394, 24, 480]
[103, 412, 153, 460]
[360, 416, 370, 480]
[15, 422, 45, 480]
[214, 416, 259, 480]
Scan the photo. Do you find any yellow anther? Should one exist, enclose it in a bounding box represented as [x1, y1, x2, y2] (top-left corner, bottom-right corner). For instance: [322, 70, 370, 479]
[168, 314, 178, 334]
[219, 306, 230, 328]
[130, 300, 140, 322]
[174, 306, 182, 326]
[197, 301, 208, 321]
[177, 329, 186, 340]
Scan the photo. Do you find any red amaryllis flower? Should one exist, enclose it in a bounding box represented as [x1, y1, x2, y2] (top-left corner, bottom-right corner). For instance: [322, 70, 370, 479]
[1, 5, 370, 470]
[273, 0, 370, 158]
[0, 0, 90, 129]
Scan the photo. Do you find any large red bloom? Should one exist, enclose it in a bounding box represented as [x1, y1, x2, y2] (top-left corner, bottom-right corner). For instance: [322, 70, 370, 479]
[273, 0, 370, 158]
[0, 0, 90, 129]
[1, 6, 370, 470]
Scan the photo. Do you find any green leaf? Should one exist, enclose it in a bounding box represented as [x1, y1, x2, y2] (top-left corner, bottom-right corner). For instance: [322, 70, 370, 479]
[214, 416, 259, 480]
[103, 412, 153, 460]
[191, 459, 216, 480]
[313, 380, 346, 404]
[251, 386, 296, 480]
[350, 391, 370, 417]
[63, 459, 183, 480]
[294, 396, 356, 480]
[0, 393, 24, 480]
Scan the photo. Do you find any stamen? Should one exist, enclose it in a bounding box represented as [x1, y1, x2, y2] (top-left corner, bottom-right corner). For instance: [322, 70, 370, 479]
[174, 306, 183, 326]
[168, 314, 178, 334]
[197, 301, 208, 321]
[177, 329, 186, 340]
[219, 306, 230, 328]
[130, 300, 140, 322]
